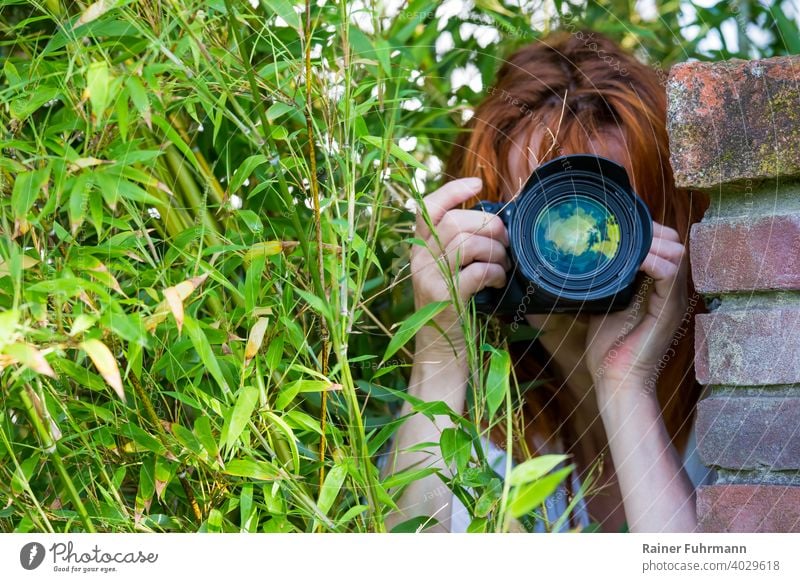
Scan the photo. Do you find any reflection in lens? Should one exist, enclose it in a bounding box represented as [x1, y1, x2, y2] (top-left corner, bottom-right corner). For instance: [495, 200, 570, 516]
[533, 195, 621, 277]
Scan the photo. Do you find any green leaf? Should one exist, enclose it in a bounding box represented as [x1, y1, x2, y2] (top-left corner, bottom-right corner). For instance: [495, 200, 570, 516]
[136, 455, 155, 515]
[184, 316, 231, 396]
[95, 173, 162, 206]
[12, 166, 51, 220]
[382, 300, 449, 363]
[390, 515, 440, 533]
[194, 416, 220, 462]
[440, 428, 472, 471]
[285, 410, 322, 435]
[294, 287, 333, 321]
[261, 0, 301, 29]
[508, 454, 570, 487]
[262, 410, 300, 473]
[361, 135, 428, 171]
[125, 76, 151, 127]
[382, 467, 438, 490]
[485, 348, 510, 418]
[266, 102, 296, 122]
[68, 172, 92, 234]
[87, 61, 111, 123]
[508, 465, 574, 518]
[317, 464, 348, 516]
[222, 385, 260, 450]
[229, 154, 267, 194]
[224, 459, 280, 481]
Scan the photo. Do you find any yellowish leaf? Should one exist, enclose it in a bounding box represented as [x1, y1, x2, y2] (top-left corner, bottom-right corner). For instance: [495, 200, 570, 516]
[88, 261, 125, 295]
[76, 0, 109, 26]
[163, 286, 184, 333]
[245, 317, 269, 362]
[81, 339, 125, 402]
[68, 157, 108, 171]
[244, 241, 284, 265]
[161, 273, 209, 334]
[0, 255, 39, 277]
[3, 342, 57, 378]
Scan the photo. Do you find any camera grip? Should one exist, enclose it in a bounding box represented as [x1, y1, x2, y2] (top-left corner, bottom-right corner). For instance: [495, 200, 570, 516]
[473, 287, 495, 313]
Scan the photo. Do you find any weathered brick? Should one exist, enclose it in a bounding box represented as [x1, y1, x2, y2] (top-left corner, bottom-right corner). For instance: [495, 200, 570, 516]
[667, 55, 800, 189]
[696, 395, 800, 470]
[695, 308, 800, 385]
[697, 485, 800, 532]
[690, 214, 800, 293]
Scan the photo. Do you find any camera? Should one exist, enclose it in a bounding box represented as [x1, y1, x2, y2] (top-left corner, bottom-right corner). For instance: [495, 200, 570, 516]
[471, 154, 652, 315]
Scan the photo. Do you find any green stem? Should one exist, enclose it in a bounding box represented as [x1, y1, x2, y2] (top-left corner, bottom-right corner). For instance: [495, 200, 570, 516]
[19, 387, 96, 532]
[0, 417, 54, 532]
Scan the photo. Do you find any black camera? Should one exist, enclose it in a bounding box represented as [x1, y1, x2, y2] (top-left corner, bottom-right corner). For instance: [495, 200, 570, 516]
[471, 154, 652, 315]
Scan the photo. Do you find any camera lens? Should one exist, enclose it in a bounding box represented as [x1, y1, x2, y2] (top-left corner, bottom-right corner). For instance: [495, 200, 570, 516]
[532, 195, 621, 279]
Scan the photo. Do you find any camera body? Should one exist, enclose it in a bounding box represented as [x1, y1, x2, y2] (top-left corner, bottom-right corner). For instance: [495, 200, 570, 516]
[472, 154, 652, 315]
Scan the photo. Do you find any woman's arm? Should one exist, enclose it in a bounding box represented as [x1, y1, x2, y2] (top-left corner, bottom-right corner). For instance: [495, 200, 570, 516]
[586, 222, 698, 532]
[381, 176, 509, 532]
[595, 380, 697, 532]
[382, 328, 469, 532]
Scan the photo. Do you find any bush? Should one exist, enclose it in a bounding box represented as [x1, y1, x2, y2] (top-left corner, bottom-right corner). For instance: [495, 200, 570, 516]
[1, 0, 796, 533]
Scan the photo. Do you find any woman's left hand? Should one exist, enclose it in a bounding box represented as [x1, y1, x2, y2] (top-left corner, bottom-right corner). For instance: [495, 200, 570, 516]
[585, 221, 690, 393]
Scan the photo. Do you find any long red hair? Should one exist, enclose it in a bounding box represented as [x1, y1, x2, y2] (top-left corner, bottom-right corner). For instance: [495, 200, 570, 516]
[444, 30, 708, 478]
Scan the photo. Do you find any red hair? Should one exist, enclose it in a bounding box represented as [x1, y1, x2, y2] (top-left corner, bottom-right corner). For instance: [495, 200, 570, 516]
[444, 30, 708, 481]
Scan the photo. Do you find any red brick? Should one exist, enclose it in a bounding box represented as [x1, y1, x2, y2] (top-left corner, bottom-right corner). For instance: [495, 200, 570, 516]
[696, 396, 800, 470]
[697, 485, 800, 532]
[690, 214, 800, 293]
[695, 308, 800, 385]
[667, 55, 800, 189]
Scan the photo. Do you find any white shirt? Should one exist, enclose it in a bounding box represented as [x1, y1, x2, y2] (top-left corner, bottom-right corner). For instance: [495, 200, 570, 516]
[449, 423, 714, 532]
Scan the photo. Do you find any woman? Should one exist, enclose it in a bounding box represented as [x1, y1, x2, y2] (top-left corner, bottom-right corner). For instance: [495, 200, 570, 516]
[382, 29, 712, 533]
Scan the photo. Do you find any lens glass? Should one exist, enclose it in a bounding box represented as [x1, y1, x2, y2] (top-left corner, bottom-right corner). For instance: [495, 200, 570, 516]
[533, 195, 621, 278]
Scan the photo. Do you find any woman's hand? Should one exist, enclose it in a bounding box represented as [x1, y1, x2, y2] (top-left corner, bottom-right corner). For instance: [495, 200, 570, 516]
[410, 177, 510, 352]
[585, 221, 690, 392]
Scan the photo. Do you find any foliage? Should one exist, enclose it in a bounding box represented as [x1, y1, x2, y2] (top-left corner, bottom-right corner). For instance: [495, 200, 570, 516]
[0, 0, 797, 533]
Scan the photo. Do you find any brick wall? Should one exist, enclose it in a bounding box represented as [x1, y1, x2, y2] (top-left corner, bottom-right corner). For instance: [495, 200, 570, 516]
[667, 55, 800, 532]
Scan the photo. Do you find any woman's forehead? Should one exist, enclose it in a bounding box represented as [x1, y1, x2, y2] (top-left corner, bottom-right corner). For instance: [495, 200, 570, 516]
[503, 123, 634, 201]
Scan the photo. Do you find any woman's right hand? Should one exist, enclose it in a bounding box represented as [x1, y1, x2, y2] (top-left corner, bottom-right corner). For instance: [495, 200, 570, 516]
[410, 177, 510, 352]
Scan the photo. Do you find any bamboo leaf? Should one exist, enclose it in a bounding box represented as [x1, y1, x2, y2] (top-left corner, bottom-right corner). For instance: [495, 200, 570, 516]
[508, 465, 574, 519]
[3, 342, 57, 378]
[317, 463, 348, 516]
[12, 166, 50, 221]
[222, 385, 260, 450]
[184, 316, 231, 396]
[261, 0, 301, 29]
[485, 347, 510, 419]
[361, 135, 428, 171]
[85, 61, 111, 123]
[382, 300, 449, 363]
[224, 459, 280, 481]
[81, 339, 125, 402]
[508, 454, 571, 488]
[245, 317, 269, 362]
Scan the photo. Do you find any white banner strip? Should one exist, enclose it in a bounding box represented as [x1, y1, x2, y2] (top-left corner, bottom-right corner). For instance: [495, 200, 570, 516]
[2, 533, 798, 581]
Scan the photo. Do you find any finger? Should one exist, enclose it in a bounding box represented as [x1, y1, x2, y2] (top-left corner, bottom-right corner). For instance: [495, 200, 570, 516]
[443, 233, 511, 271]
[432, 209, 509, 251]
[649, 238, 685, 263]
[651, 221, 681, 243]
[457, 262, 507, 300]
[415, 177, 483, 240]
[640, 252, 682, 299]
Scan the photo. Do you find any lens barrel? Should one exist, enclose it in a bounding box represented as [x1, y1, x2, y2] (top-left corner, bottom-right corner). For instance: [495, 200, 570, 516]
[472, 154, 652, 315]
